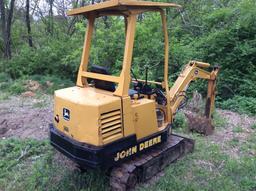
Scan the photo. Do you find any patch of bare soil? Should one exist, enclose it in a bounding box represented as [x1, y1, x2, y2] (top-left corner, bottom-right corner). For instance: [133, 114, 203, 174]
[0, 94, 53, 140]
[0, 93, 79, 173]
[210, 109, 256, 158]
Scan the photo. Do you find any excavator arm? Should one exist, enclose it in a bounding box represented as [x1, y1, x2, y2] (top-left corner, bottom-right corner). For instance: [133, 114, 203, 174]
[169, 61, 219, 123]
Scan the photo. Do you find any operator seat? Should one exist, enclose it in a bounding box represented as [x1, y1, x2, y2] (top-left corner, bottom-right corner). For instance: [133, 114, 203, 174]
[90, 65, 138, 96]
[90, 65, 115, 92]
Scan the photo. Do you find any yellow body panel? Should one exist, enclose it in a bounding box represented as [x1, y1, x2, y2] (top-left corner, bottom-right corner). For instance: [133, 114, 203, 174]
[122, 96, 136, 136]
[131, 99, 158, 139]
[54, 86, 122, 146]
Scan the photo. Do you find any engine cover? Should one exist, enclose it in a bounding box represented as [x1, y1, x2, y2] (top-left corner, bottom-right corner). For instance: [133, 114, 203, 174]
[54, 86, 122, 146]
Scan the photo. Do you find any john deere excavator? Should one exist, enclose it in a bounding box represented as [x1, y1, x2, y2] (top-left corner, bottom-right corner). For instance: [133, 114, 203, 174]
[49, 0, 219, 190]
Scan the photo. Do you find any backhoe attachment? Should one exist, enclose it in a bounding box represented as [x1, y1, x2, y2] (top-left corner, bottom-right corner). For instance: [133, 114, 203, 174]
[169, 61, 219, 135]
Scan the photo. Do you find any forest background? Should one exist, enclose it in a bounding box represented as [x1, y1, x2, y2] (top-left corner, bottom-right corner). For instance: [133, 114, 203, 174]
[0, 0, 256, 114]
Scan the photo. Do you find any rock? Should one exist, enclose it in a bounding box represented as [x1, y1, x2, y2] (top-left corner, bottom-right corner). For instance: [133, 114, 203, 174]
[46, 81, 53, 87]
[0, 119, 8, 135]
[21, 91, 36, 97]
[26, 80, 41, 91]
[0, 127, 8, 135]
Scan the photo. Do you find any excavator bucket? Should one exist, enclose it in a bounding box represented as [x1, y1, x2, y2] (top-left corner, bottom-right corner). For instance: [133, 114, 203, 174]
[185, 112, 214, 135]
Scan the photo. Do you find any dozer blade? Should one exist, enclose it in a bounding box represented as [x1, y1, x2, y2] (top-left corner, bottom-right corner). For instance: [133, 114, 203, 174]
[110, 134, 194, 191]
[184, 112, 214, 136]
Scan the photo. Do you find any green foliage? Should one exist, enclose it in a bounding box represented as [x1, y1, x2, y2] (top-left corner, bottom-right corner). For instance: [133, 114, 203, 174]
[218, 96, 256, 115]
[0, 139, 50, 189]
[30, 75, 74, 94]
[6, 37, 81, 80]
[233, 126, 243, 133]
[228, 138, 240, 147]
[9, 81, 26, 94]
[251, 124, 256, 130]
[213, 111, 227, 128]
[89, 16, 125, 75]
[0, 74, 73, 95]
[133, 13, 165, 80]
[0, 73, 26, 94]
[172, 112, 187, 130]
[191, 0, 256, 100]
[239, 132, 256, 156]
[0, 139, 108, 191]
[0, 73, 9, 82]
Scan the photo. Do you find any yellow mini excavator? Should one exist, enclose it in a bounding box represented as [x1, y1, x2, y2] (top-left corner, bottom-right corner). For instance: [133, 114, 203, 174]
[49, 0, 219, 190]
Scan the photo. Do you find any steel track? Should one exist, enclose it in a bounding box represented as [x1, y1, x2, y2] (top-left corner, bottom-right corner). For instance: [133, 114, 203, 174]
[110, 134, 194, 190]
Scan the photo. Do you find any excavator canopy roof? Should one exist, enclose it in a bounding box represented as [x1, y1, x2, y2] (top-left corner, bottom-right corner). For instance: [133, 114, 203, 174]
[67, 0, 181, 16]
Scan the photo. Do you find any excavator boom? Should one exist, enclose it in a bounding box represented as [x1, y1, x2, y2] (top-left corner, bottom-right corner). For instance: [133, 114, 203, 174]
[169, 61, 219, 121]
[167, 61, 219, 135]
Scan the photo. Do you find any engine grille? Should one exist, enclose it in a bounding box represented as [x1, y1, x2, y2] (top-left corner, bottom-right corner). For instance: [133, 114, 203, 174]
[100, 109, 123, 143]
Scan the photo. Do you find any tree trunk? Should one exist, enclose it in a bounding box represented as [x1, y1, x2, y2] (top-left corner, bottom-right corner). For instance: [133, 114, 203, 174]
[5, 0, 15, 59]
[48, 0, 54, 35]
[0, 0, 15, 59]
[0, 0, 6, 60]
[0, 0, 6, 37]
[26, 0, 33, 47]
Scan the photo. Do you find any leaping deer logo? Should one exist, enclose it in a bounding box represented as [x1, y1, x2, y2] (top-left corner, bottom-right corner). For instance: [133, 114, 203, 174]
[63, 108, 70, 121]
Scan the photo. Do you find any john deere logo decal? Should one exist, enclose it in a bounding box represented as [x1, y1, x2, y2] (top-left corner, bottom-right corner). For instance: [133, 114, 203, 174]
[63, 108, 70, 121]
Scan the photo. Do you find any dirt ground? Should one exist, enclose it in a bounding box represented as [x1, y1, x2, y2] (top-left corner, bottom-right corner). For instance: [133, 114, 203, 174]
[0, 94, 53, 140]
[211, 109, 256, 158]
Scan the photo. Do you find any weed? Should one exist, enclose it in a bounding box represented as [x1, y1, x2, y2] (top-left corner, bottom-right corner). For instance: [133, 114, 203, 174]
[0, 139, 109, 191]
[0, 92, 11, 101]
[172, 112, 188, 130]
[239, 132, 256, 156]
[228, 138, 240, 147]
[32, 96, 52, 108]
[213, 111, 227, 128]
[32, 101, 46, 108]
[233, 126, 243, 133]
[218, 96, 256, 116]
[30, 75, 74, 94]
[250, 124, 256, 130]
[0, 73, 10, 83]
[0, 75, 74, 95]
[8, 80, 26, 94]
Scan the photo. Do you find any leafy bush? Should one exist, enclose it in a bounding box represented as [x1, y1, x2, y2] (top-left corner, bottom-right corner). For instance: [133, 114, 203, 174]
[5, 36, 81, 81]
[172, 112, 188, 129]
[251, 124, 256, 130]
[0, 74, 73, 95]
[30, 75, 74, 94]
[0, 73, 10, 82]
[0, 73, 26, 94]
[9, 81, 26, 94]
[218, 96, 256, 115]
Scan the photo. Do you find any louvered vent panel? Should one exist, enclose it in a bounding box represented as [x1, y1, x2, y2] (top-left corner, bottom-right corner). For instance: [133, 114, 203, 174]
[100, 109, 122, 143]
